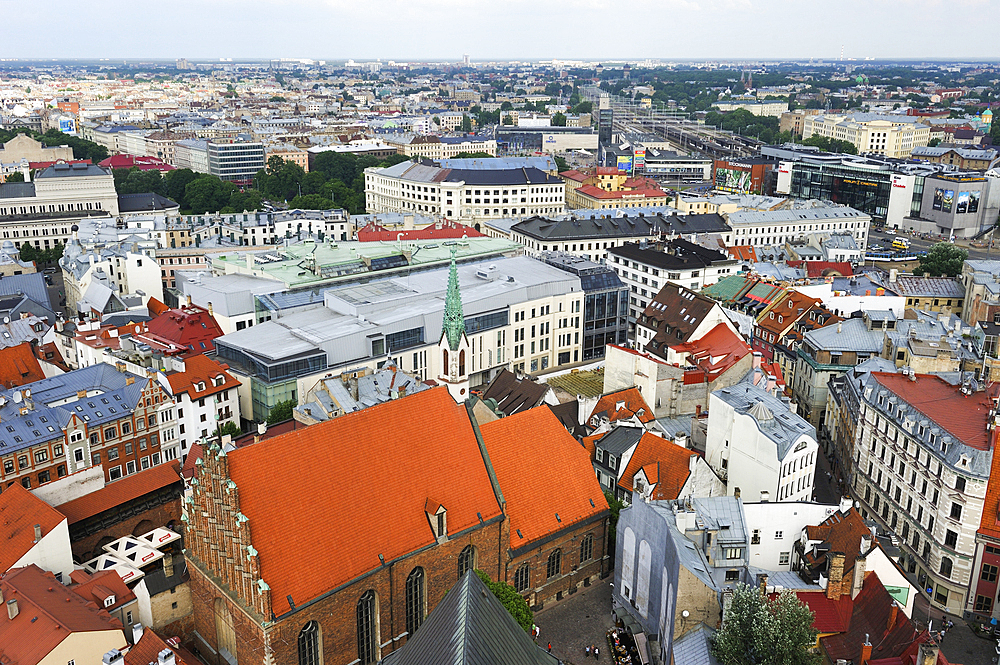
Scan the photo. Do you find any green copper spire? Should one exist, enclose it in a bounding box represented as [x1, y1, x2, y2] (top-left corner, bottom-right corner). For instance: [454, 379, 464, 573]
[443, 247, 465, 351]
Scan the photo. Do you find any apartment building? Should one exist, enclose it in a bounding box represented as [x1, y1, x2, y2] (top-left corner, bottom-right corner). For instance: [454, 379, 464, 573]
[0, 363, 179, 492]
[381, 133, 497, 159]
[852, 370, 994, 616]
[727, 206, 870, 251]
[607, 239, 739, 331]
[802, 113, 931, 158]
[158, 355, 240, 460]
[365, 159, 565, 225]
[265, 144, 309, 171]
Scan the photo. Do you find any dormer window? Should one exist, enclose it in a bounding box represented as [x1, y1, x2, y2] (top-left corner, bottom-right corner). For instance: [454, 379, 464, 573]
[425, 499, 447, 540]
[103, 595, 115, 608]
[194, 381, 206, 392]
[616, 400, 625, 411]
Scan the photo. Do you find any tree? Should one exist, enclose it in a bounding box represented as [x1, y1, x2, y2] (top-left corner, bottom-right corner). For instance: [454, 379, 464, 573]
[215, 421, 242, 439]
[571, 101, 594, 115]
[461, 114, 473, 132]
[288, 193, 336, 210]
[4, 171, 24, 183]
[474, 570, 532, 632]
[266, 399, 296, 425]
[712, 583, 818, 665]
[17, 242, 38, 263]
[551, 112, 567, 127]
[604, 491, 625, 554]
[914, 242, 968, 277]
[554, 155, 569, 172]
[927, 138, 941, 147]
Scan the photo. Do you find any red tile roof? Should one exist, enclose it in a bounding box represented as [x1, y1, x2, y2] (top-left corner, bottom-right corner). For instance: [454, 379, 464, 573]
[980, 435, 1000, 541]
[670, 323, 750, 385]
[558, 169, 590, 182]
[225, 387, 503, 615]
[56, 461, 181, 525]
[786, 260, 854, 278]
[790, 590, 854, 633]
[616, 432, 697, 500]
[70, 569, 136, 610]
[34, 341, 71, 373]
[124, 629, 192, 665]
[144, 304, 224, 356]
[802, 507, 871, 578]
[0, 342, 46, 388]
[146, 297, 171, 317]
[163, 354, 239, 399]
[575, 184, 668, 200]
[479, 407, 607, 546]
[590, 388, 656, 425]
[872, 372, 998, 451]
[821, 573, 920, 664]
[99, 154, 176, 172]
[0, 564, 126, 665]
[356, 220, 484, 241]
[0, 483, 66, 572]
[727, 245, 758, 262]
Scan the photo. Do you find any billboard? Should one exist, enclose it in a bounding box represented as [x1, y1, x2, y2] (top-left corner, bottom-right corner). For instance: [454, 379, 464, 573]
[616, 155, 633, 173]
[956, 191, 970, 215]
[942, 189, 955, 213]
[969, 190, 981, 213]
[58, 117, 75, 134]
[633, 147, 646, 170]
[932, 188, 943, 211]
[716, 167, 752, 192]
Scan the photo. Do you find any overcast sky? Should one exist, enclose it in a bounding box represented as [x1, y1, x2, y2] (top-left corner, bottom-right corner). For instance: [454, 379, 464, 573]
[3, 0, 998, 62]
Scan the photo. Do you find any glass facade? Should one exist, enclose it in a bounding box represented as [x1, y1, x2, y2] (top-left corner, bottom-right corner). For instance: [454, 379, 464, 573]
[583, 289, 629, 360]
[789, 164, 891, 221]
[464, 310, 509, 335]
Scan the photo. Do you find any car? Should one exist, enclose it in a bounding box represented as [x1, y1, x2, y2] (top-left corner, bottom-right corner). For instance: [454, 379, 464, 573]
[43, 267, 57, 274]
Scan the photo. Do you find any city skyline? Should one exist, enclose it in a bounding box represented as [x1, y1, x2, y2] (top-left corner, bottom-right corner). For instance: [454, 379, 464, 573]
[3, 0, 999, 62]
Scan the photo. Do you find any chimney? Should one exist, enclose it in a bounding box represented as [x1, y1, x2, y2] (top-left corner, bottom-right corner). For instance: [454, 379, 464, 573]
[688, 453, 697, 472]
[760, 490, 770, 502]
[840, 496, 853, 514]
[852, 555, 867, 599]
[889, 268, 898, 283]
[887, 600, 900, 632]
[837, 321, 842, 334]
[826, 552, 846, 600]
[757, 573, 768, 596]
[131, 623, 144, 644]
[752, 351, 762, 369]
[186, 295, 192, 306]
[734, 487, 741, 499]
[162, 553, 174, 577]
[695, 404, 702, 418]
[917, 642, 939, 665]
[861, 636, 873, 665]
[33, 524, 42, 542]
[6, 598, 18, 620]
[157, 648, 176, 665]
[207, 301, 213, 316]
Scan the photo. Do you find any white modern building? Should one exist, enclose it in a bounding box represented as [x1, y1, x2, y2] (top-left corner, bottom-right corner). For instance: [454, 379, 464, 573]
[706, 382, 819, 503]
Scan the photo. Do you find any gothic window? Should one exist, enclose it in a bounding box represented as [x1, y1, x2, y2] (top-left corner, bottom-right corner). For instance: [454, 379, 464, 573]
[443, 349, 448, 370]
[405, 567, 425, 636]
[458, 545, 476, 579]
[514, 564, 530, 592]
[459, 350, 466, 375]
[547, 549, 562, 579]
[298, 621, 321, 665]
[357, 590, 378, 664]
[580, 534, 594, 563]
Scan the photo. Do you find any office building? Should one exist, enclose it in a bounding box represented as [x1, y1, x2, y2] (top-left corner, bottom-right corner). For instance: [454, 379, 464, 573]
[207, 138, 265, 186]
[728, 204, 870, 250]
[801, 113, 931, 158]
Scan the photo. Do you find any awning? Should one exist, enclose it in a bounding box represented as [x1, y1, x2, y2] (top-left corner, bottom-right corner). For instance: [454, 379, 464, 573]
[632, 632, 651, 665]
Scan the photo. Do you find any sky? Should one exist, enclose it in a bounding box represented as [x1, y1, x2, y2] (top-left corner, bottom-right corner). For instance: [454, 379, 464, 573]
[2, 0, 999, 62]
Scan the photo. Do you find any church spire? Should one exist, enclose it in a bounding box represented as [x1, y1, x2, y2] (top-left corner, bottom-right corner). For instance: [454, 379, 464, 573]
[442, 247, 465, 351]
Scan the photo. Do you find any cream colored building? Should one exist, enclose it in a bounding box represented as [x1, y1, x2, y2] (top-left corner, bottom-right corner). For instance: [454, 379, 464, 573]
[266, 144, 310, 172]
[713, 100, 789, 117]
[382, 133, 497, 160]
[0, 134, 74, 163]
[802, 113, 931, 158]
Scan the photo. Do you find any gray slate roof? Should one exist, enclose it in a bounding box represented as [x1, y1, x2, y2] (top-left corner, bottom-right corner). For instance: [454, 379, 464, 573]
[672, 623, 720, 665]
[381, 570, 558, 665]
[712, 383, 814, 459]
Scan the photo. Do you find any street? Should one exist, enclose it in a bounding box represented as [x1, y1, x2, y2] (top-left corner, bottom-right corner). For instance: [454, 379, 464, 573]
[868, 228, 998, 262]
[534, 581, 617, 665]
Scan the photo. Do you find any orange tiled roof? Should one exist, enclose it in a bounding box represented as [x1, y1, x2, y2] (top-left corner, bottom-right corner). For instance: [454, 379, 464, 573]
[56, 461, 181, 525]
[0, 342, 46, 388]
[0, 483, 66, 572]
[802, 507, 871, 576]
[163, 354, 239, 399]
[124, 629, 191, 665]
[225, 387, 503, 615]
[727, 245, 757, 262]
[146, 297, 171, 317]
[980, 436, 1000, 540]
[70, 569, 136, 610]
[670, 323, 750, 385]
[590, 388, 656, 425]
[576, 184, 667, 200]
[479, 407, 607, 547]
[617, 432, 697, 500]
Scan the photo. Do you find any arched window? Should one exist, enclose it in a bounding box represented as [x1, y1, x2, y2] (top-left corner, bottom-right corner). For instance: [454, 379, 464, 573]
[514, 563, 530, 593]
[580, 533, 594, 563]
[940, 557, 953, 578]
[443, 349, 449, 371]
[458, 545, 476, 579]
[357, 590, 378, 664]
[459, 350, 466, 375]
[298, 620, 321, 665]
[547, 549, 562, 580]
[405, 567, 425, 636]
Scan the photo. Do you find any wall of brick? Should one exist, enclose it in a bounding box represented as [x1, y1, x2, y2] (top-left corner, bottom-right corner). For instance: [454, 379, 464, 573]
[70, 498, 182, 560]
[509, 517, 608, 611]
[189, 520, 504, 665]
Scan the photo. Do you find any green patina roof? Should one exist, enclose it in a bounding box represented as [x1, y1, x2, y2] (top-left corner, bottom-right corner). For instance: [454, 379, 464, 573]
[701, 274, 752, 304]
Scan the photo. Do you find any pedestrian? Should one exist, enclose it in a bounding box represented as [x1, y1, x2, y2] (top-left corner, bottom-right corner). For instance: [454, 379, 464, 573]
[595, 645, 600, 659]
[586, 646, 591, 658]
[547, 642, 552, 653]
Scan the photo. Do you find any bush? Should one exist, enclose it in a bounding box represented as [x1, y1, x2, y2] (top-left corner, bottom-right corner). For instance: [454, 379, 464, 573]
[475, 570, 533, 632]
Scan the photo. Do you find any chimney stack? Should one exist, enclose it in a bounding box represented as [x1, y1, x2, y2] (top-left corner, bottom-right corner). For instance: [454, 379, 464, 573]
[917, 642, 939, 665]
[207, 301, 213, 316]
[826, 552, 846, 600]
[131, 623, 144, 644]
[186, 295, 192, 306]
[852, 555, 867, 600]
[861, 635, 873, 665]
[157, 648, 177, 665]
[734, 486, 741, 499]
[887, 600, 899, 632]
[6, 598, 18, 620]
[33, 524, 42, 542]
[102, 650, 124, 665]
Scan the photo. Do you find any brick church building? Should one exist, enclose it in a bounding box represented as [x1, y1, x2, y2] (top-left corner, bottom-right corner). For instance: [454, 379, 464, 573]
[185, 387, 608, 665]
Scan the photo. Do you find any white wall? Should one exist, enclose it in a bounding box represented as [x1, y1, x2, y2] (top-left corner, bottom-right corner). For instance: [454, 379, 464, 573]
[864, 544, 917, 618]
[30, 464, 105, 505]
[10, 518, 74, 581]
[796, 283, 905, 318]
[743, 502, 837, 571]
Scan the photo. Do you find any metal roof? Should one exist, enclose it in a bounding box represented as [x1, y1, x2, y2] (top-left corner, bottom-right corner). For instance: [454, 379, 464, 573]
[713, 382, 814, 459]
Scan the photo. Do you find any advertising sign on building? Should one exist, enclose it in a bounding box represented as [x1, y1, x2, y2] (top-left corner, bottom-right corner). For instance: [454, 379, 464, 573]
[932, 188, 943, 211]
[633, 148, 646, 171]
[616, 155, 633, 173]
[969, 191, 981, 213]
[956, 191, 970, 215]
[942, 189, 955, 213]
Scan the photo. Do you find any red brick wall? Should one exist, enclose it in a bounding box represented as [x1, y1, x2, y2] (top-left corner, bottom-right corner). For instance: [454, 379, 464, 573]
[189, 520, 504, 665]
[508, 517, 608, 611]
[70, 496, 182, 560]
